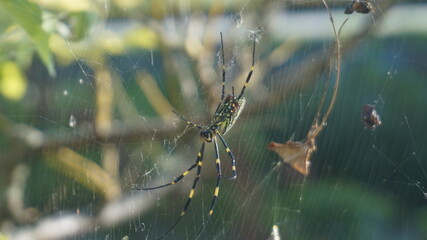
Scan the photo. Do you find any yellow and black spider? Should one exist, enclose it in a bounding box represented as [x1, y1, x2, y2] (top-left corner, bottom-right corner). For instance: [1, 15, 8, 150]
[134, 32, 256, 239]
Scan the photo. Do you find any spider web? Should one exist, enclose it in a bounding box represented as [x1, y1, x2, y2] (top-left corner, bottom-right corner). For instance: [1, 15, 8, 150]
[2, 1, 427, 240]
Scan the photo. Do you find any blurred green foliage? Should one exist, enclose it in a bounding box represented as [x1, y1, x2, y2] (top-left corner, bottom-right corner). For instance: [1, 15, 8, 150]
[0, 0, 55, 76]
[1, 0, 427, 240]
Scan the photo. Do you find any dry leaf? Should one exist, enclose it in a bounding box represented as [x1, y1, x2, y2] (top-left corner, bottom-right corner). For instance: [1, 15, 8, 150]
[268, 141, 312, 175]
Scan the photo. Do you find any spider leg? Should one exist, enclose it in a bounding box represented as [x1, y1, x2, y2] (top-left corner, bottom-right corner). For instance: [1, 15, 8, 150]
[172, 110, 202, 129]
[212, 32, 227, 115]
[195, 136, 222, 239]
[220, 32, 226, 102]
[216, 131, 237, 180]
[237, 37, 256, 100]
[208, 137, 222, 215]
[132, 143, 204, 190]
[157, 142, 205, 240]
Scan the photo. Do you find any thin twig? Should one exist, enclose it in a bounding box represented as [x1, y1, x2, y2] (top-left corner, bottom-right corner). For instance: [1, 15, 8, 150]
[312, 0, 342, 138]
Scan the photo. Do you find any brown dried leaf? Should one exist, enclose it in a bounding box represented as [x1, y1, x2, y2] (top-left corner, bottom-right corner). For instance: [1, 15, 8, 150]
[268, 141, 311, 175]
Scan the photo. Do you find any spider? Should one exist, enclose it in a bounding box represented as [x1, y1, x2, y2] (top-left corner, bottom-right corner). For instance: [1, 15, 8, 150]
[134, 32, 256, 239]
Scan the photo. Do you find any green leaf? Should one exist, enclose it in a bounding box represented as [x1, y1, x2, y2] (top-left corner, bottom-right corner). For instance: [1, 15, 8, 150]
[0, 0, 55, 77]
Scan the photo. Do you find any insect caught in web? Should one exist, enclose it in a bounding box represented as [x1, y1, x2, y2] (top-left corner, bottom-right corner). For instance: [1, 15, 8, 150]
[361, 104, 382, 129]
[344, 0, 374, 15]
[133, 32, 256, 239]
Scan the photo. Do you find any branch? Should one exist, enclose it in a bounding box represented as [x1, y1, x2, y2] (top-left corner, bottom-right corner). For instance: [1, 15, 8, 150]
[10, 189, 170, 240]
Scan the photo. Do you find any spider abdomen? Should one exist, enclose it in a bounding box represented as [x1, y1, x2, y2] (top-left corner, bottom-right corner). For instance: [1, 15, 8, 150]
[213, 96, 246, 136]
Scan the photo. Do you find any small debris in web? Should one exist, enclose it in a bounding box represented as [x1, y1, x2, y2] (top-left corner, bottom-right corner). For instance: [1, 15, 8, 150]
[345, 1, 373, 14]
[266, 225, 281, 240]
[361, 104, 382, 129]
[69, 115, 77, 128]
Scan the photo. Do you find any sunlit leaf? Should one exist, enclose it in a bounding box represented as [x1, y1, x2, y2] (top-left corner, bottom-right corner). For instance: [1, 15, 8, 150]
[0, 0, 55, 76]
[136, 71, 174, 121]
[125, 27, 158, 49]
[100, 32, 125, 55]
[32, 0, 95, 12]
[0, 61, 27, 101]
[44, 148, 122, 201]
